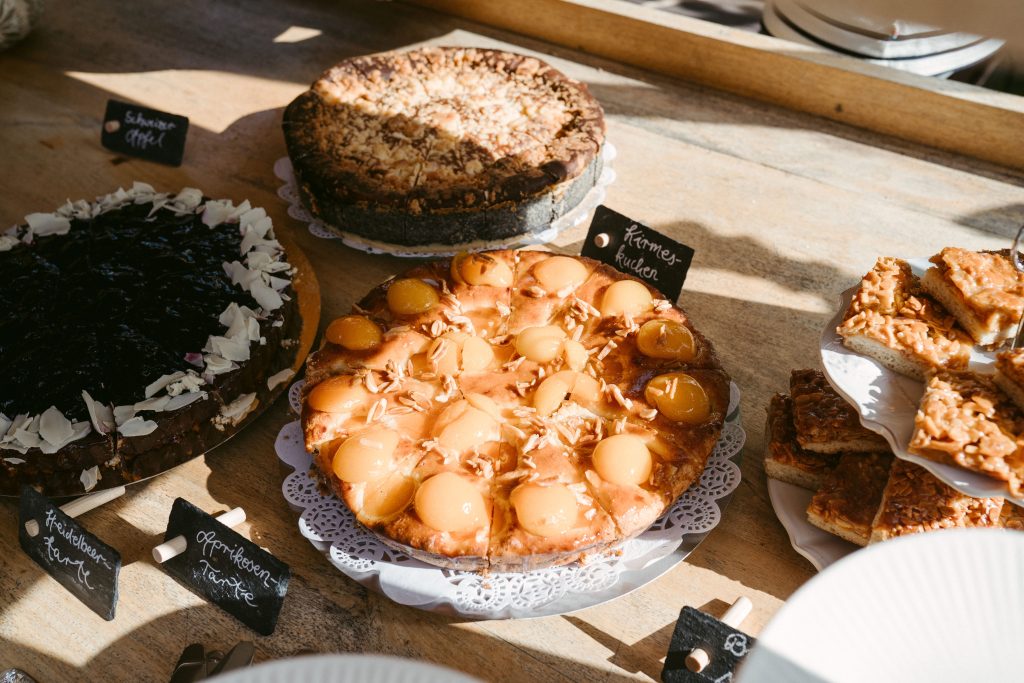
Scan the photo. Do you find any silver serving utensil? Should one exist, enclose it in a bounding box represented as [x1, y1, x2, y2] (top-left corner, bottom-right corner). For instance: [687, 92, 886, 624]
[206, 641, 255, 677]
[1012, 225, 1024, 350]
[1, 670, 37, 683]
[169, 643, 207, 683]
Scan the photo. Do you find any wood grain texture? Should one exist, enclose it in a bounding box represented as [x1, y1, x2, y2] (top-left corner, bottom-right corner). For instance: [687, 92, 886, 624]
[0, 1, 1023, 681]
[409, 0, 1024, 170]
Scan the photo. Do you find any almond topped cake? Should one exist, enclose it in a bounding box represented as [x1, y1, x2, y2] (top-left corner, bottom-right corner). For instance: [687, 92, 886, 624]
[764, 393, 837, 490]
[301, 251, 730, 571]
[837, 257, 972, 380]
[994, 349, 1024, 412]
[283, 47, 605, 249]
[805, 452, 892, 546]
[0, 184, 300, 496]
[909, 371, 1024, 497]
[921, 248, 1024, 347]
[788, 369, 888, 454]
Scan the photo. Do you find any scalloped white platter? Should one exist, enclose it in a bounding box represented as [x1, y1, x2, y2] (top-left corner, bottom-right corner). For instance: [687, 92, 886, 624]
[820, 256, 1024, 507]
[766, 478, 855, 572]
[276, 380, 744, 619]
[273, 143, 616, 259]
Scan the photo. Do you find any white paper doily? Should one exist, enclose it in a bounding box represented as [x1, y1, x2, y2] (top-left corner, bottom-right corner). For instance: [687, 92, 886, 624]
[273, 143, 617, 258]
[820, 257, 1024, 506]
[277, 380, 744, 619]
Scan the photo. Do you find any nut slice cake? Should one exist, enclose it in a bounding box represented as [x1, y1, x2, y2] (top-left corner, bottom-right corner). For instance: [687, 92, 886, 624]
[921, 248, 1024, 347]
[788, 369, 888, 454]
[764, 393, 838, 490]
[0, 184, 300, 495]
[837, 257, 972, 380]
[909, 371, 1024, 498]
[301, 251, 730, 571]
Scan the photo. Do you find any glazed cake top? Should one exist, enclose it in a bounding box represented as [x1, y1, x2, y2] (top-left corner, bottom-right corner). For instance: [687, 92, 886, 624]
[283, 47, 606, 212]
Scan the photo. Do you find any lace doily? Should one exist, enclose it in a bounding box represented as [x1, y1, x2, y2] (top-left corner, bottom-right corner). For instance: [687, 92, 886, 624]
[272, 144, 617, 258]
[277, 380, 744, 619]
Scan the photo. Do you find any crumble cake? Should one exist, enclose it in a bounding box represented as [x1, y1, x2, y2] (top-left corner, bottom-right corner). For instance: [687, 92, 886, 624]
[283, 47, 606, 248]
[0, 183, 300, 496]
[301, 251, 730, 571]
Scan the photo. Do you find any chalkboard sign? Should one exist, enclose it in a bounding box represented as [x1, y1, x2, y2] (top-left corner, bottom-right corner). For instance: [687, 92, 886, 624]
[581, 206, 695, 301]
[18, 486, 121, 621]
[161, 498, 290, 636]
[101, 99, 189, 166]
[662, 606, 756, 682]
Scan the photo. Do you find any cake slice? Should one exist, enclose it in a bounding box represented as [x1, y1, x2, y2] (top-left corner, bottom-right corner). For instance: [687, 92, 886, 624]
[1000, 502, 1024, 530]
[921, 248, 1024, 347]
[764, 393, 838, 490]
[837, 257, 972, 380]
[908, 371, 1024, 497]
[789, 369, 888, 453]
[995, 349, 1024, 413]
[806, 452, 892, 546]
[869, 459, 1003, 543]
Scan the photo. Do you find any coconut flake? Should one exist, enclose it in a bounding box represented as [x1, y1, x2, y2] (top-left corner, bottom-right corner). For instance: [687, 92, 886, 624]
[39, 421, 90, 454]
[0, 413, 11, 436]
[202, 200, 234, 227]
[118, 416, 158, 437]
[113, 405, 137, 426]
[174, 187, 203, 209]
[185, 352, 204, 367]
[208, 335, 250, 362]
[82, 390, 115, 434]
[164, 391, 207, 412]
[3, 457, 26, 465]
[250, 282, 283, 311]
[80, 466, 100, 492]
[145, 371, 186, 398]
[0, 234, 19, 251]
[133, 395, 171, 412]
[25, 213, 71, 237]
[214, 393, 258, 429]
[203, 354, 238, 375]
[267, 368, 295, 391]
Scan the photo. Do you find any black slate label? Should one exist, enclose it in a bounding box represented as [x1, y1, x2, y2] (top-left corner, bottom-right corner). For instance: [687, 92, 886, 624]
[101, 99, 189, 166]
[18, 487, 121, 621]
[581, 205, 694, 301]
[662, 606, 756, 682]
[161, 498, 289, 636]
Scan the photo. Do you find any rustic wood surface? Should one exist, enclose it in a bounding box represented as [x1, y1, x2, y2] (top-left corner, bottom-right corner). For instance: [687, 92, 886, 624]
[1, 1, 1023, 681]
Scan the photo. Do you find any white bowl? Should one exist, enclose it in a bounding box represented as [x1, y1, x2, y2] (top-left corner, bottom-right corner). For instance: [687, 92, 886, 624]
[739, 530, 1024, 682]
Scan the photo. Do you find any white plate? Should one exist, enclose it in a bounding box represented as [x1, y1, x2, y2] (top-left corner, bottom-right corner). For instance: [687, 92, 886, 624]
[763, 2, 1003, 77]
[274, 143, 617, 258]
[766, 478, 855, 571]
[209, 655, 480, 683]
[774, 0, 984, 59]
[277, 381, 744, 619]
[739, 530, 1024, 682]
[820, 257, 1024, 505]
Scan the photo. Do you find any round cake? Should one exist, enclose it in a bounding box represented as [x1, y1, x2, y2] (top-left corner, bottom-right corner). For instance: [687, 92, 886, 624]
[282, 46, 606, 248]
[301, 250, 730, 571]
[0, 183, 301, 496]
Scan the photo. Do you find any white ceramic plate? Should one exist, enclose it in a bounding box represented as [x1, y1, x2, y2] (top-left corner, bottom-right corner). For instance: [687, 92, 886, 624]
[766, 478, 855, 571]
[763, 2, 1003, 77]
[209, 655, 480, 683]
[775, 0, 984, 59]
[820, 257, 1024, 506]
[739, 530, 1024, 682]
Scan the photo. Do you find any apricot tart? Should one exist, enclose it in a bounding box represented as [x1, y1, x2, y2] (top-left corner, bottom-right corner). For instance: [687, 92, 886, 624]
[283, 47, 605, 249]
[301, 250, 730, 571]
[0, 183, 300, 496]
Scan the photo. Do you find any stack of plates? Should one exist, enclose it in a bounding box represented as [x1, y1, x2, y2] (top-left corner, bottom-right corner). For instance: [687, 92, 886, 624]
[763, 0, 1003, 77]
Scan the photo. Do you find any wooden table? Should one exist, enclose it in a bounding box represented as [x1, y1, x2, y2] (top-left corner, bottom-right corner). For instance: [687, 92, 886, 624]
[1, 1, 1022, 681]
